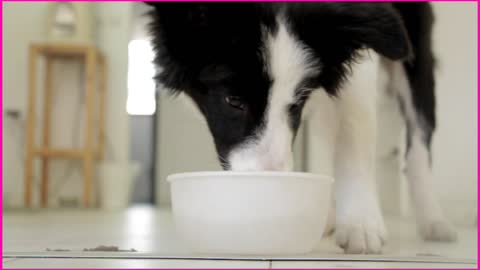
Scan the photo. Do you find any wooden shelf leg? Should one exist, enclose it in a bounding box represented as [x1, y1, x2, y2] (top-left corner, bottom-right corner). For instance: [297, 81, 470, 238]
[83, 49, 97, 207]
[99, 56, 107, 160]
[41, 57, 54, 207]
[25, 46, 38, 208]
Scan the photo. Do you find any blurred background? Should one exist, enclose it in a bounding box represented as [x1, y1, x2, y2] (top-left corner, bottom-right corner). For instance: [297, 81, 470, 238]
[2, 1, 477, 262]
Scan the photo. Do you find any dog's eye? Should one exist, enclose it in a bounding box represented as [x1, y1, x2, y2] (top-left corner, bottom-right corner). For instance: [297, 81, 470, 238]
[225, 96, 246, 111]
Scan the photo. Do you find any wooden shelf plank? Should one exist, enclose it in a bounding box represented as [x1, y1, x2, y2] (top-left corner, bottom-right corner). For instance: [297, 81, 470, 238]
[34, 148, 84, 159]
[34, 43, 103, 58]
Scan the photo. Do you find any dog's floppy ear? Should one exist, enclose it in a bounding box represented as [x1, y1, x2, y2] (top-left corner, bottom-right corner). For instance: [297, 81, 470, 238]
[145, 3, 256, 94]
[144, 2, 155, 7]
[145, 3, 218, 94]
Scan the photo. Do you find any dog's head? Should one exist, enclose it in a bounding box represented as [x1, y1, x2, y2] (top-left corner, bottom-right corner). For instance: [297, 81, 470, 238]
[146, 3, 410, 171]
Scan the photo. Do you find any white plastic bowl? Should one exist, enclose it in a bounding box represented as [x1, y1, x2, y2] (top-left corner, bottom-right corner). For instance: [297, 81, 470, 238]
[167, 171, 333, 255]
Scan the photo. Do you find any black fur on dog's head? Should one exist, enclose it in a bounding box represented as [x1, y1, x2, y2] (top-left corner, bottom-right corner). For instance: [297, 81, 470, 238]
[145, 2, 410, 170]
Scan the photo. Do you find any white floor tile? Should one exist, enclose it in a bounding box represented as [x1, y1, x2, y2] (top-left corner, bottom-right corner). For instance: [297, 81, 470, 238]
[271, 261, 476, 269]
[3, 258, 269, 269]
[304, 216, 477, 262]
[3, 205, 477, 265]
[3, 258, 19, 263]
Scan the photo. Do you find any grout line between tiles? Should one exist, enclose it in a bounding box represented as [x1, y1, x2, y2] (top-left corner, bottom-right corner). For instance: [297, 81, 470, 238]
[3, 252, 476, 265]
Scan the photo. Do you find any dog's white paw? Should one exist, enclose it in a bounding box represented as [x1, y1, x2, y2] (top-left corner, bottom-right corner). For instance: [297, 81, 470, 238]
[419, 220, 457, 242]
[336, 218, 387, 254]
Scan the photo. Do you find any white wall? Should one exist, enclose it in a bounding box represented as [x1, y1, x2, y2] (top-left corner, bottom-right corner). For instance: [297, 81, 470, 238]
[3, 2, 50, 208]
[155, 94, 221, 205]
[431, 2, 477, 223]
[8, 3, 471, 212]
[3, 2, 133, 208]
[96, 3, 133, 163]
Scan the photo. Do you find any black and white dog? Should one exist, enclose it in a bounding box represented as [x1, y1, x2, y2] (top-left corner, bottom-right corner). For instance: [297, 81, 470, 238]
[146, 2, 457, 254]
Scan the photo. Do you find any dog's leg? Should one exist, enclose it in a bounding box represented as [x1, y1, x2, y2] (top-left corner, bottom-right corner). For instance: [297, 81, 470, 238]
[334, 53, 387, 254]
[385, 59, 457, 242]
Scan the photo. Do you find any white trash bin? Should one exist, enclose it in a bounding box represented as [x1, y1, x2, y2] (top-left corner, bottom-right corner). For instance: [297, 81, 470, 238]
[99, 162, 140, 209]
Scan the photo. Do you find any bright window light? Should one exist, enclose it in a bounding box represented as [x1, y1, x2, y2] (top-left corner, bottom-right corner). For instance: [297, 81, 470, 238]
[127, 39, 156, 115]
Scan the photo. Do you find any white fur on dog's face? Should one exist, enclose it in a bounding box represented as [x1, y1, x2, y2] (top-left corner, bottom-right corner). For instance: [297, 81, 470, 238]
[228, 19, 319, 171]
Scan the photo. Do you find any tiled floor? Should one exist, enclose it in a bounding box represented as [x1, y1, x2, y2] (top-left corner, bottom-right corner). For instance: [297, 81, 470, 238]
[3, 206, 477, 269]
[3, 258, 270, 269]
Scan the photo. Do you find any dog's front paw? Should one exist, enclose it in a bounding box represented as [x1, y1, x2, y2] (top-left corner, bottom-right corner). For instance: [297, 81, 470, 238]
[419, 220, 457, 242]
[336, 217, 387, 254]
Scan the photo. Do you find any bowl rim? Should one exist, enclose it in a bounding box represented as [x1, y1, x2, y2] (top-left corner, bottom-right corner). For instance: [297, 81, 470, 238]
[167, 171, 334, 182]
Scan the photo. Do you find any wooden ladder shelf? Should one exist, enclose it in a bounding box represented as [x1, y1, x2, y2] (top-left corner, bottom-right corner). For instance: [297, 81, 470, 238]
[25, 43, 107, 208]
